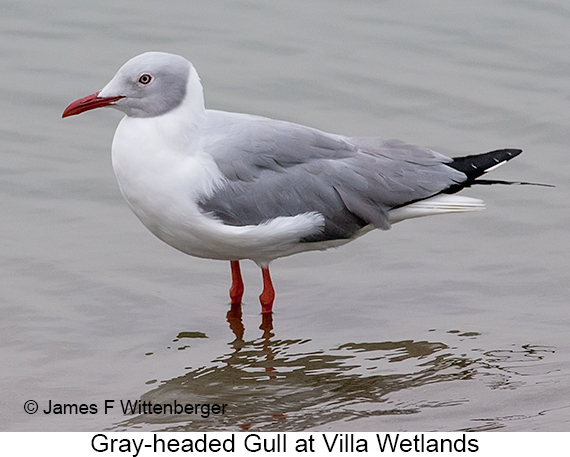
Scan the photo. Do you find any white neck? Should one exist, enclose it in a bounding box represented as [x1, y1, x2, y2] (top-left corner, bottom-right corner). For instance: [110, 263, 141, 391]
[145, 66, 206, 152]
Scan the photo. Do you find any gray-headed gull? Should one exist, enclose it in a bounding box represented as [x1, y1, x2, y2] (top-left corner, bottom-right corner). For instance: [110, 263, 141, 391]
[63, 51, 525, 314]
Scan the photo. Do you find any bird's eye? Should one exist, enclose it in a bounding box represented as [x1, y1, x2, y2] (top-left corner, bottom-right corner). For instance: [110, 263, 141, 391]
[138, 74, 152, 85]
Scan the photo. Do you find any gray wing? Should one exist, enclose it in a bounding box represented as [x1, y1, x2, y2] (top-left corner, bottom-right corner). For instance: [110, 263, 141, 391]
[199, 116, 466, 242]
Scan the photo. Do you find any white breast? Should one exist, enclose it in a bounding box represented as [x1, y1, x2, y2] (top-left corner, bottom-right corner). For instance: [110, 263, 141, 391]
[110, 113, 326, 265]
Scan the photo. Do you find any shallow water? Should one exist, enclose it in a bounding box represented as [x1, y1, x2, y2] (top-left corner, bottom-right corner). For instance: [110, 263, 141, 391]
[1, 0, 569, 432]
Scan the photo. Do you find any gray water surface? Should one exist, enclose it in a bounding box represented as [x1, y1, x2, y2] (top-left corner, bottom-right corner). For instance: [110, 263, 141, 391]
[1, 0, 569, 431]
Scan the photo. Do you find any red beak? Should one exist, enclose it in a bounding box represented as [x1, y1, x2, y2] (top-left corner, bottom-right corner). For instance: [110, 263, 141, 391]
[62, 92, 124, 118]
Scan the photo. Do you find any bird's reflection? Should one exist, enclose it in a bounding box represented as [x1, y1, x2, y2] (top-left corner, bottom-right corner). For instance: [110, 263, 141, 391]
[226, 302, 275, 344]
[226, 302, 276, 379]
[111, 310, 555, 433]
[225, 302, 245, 342]
[259, 313, 275, 340]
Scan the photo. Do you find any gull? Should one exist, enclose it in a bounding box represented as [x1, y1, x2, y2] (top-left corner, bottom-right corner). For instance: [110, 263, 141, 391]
[63, 51, 524, 314]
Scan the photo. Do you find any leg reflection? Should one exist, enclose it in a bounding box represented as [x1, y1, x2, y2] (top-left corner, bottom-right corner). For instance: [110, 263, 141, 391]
[226, 301, 244, 342]
[260, 312, 274, 339]
[225, 301, 275, 341]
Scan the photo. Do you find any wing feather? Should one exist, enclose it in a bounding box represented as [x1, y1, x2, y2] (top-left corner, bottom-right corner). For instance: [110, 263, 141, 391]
[199, 114, 466, 242]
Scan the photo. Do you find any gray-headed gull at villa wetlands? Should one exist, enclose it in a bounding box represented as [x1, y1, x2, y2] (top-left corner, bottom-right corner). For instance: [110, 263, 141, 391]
[63, 51, 528, 314]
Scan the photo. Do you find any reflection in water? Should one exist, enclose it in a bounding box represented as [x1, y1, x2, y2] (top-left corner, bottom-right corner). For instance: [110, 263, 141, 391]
[111, 304, 556, 432]
[227, 302, 274, 342]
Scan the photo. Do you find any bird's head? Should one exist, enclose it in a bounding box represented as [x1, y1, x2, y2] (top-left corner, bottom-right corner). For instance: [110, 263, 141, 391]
[62, 52, 195, 119]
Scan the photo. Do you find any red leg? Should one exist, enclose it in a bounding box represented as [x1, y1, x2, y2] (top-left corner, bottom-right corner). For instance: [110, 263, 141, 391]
[229, 261, 244, 305]
[259, 266, 275, 314]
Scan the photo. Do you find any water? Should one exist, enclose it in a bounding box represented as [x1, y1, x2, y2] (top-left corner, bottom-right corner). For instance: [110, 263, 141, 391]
[1, 0, 569, 432]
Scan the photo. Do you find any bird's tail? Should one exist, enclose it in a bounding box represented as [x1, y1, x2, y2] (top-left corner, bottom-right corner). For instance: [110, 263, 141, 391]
[388, 194, 484, 224]
[390, 148, 552, 225]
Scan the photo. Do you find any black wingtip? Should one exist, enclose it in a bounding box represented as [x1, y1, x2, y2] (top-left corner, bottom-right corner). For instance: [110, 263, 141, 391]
[447, 148, 523, 179]
[442, 148, 525, 194]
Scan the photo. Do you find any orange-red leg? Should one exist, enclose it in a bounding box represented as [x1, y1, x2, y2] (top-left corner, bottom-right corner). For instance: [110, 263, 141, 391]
[259, 266, 275, 314]
[229, 261, 244, 305]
